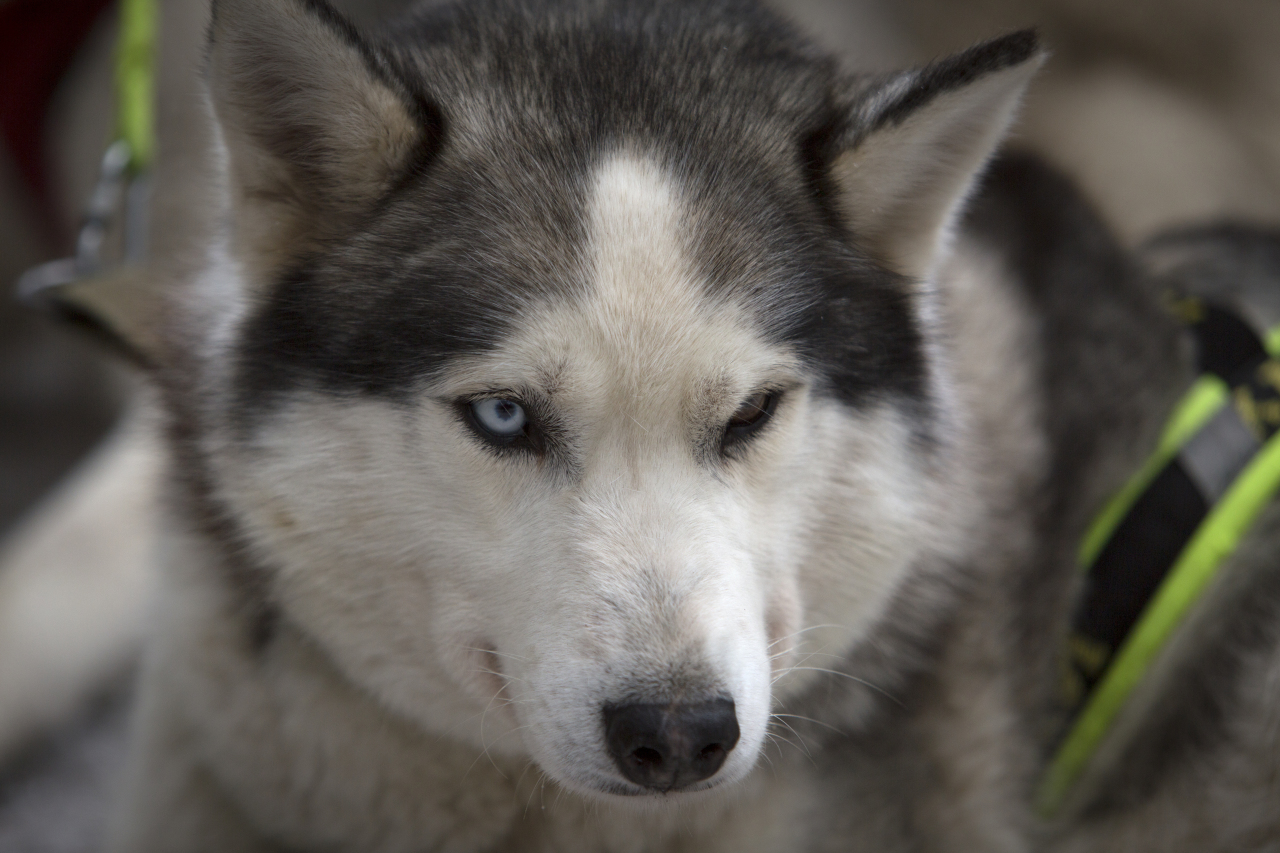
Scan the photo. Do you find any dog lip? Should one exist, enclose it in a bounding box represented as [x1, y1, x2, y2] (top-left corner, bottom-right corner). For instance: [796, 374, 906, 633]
[588, 775, 729, 798]
[569, 762, 740, 798]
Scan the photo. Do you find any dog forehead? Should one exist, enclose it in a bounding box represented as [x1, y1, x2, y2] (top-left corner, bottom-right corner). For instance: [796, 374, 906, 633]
[459, 153, 788, 402]
[590, 154, 698, 322]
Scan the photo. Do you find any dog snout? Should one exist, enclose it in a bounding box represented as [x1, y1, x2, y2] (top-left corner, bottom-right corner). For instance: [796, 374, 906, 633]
[603, 698, 740, 791]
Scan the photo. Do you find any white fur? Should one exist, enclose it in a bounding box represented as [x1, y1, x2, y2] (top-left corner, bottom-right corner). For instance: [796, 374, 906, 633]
[197, 154, 938, 809]
[104, 13, 1045, 842]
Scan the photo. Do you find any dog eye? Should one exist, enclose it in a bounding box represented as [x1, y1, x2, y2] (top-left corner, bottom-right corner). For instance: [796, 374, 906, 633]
[470, 398, 528, 438]
[723, 391, 779, 447]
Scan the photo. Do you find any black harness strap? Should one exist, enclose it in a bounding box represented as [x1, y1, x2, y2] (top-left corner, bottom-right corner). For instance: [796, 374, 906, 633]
[1064, 298, 1278, 714]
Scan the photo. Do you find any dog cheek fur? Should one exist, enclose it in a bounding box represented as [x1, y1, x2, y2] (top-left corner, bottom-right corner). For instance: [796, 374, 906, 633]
[211, 392, 544, 751]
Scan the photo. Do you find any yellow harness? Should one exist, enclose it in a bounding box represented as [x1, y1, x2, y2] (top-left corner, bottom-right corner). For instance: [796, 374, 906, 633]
[1040, 296, 1280, 816]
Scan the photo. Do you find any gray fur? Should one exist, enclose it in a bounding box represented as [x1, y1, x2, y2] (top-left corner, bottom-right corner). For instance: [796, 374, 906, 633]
[93, 0, 1280, 850]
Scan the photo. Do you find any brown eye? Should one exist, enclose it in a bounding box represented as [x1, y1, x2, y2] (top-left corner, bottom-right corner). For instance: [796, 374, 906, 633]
[723, 390, 779, 448]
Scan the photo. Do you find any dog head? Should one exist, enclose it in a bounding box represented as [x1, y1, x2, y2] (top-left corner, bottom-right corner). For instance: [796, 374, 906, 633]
[190, 0, 1041, 801]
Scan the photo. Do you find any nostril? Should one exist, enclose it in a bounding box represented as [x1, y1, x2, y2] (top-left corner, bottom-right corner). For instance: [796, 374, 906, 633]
[603, 698, 739, 791]
[630, 746, 663, 769]
[691, 739, 728, 780]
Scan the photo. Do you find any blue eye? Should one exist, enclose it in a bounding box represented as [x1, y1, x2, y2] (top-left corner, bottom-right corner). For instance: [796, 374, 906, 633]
[470, 398, 528, 437]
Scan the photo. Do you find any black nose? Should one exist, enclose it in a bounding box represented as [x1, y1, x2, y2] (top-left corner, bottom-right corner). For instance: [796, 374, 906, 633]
[603, 698, 740, 791]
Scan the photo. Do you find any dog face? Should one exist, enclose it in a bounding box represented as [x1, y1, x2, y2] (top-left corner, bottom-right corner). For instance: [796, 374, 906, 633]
[195, 0, 1040, 802]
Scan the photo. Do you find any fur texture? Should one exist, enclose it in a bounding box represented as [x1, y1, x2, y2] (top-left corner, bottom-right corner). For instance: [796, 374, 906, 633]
[96, 0, 1280, 850]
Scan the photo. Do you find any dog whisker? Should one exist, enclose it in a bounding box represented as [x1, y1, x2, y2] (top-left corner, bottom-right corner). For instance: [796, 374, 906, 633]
[763, 729, 817, 768]
[771, 712, 845, 735]
[473, 666, 530, 687]
[766, 624, 845, 650]
[769, 715, 813, 759]
[523, 769, 550, 818]
[464, 683, 521, 781]
[458, 645, 529, 664]
[772, 666, 903, 707]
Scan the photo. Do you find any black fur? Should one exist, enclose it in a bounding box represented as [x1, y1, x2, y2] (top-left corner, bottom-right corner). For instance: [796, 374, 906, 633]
[228, 0, 964, 426]
[867, 30, 1040, 133]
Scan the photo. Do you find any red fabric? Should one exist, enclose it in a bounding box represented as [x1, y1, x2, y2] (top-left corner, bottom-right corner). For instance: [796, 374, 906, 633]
[0, 0, 116, 240]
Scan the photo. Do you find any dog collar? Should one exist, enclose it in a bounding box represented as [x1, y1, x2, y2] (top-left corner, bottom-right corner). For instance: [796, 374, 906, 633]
[1038, 296, 1280, 817]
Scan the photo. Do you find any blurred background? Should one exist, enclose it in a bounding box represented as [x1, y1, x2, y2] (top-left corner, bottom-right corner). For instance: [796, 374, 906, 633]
[1, 0, 1279, 849]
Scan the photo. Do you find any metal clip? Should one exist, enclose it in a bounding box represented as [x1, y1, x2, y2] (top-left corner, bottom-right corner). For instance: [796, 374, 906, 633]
[16, 140, 151, 306]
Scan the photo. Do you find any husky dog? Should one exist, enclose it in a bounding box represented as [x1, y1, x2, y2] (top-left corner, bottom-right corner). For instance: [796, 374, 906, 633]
[99, 0, 1280, 850]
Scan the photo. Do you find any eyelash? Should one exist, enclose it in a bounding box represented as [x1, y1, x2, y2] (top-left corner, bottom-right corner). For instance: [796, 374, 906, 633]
[721, 390, 781, 453]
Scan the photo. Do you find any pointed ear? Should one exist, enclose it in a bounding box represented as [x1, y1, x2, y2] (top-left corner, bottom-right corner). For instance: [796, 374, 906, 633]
[207, 0, 430, 267]
[823, 31, 1045, 280]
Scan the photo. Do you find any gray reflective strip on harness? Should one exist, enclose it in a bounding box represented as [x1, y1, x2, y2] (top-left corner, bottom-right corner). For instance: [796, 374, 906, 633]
[1181, 404, 1262, 502]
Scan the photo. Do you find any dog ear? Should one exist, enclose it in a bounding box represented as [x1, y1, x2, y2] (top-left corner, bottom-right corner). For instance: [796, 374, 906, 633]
[821, 31, 1045, 281]
[206, 0, 429, 268]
